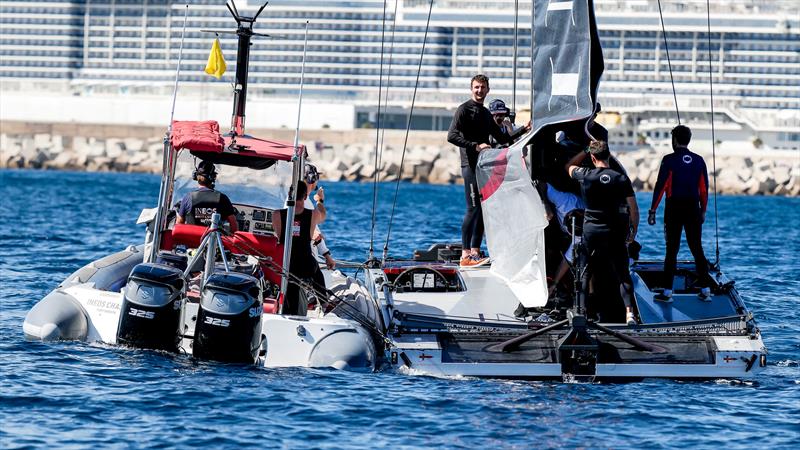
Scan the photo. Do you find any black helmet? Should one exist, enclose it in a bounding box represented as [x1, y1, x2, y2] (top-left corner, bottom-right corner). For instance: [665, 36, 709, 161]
[194, 161, 217, 183]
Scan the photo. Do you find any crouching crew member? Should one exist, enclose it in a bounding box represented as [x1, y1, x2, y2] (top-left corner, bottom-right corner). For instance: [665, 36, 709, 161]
[177, 161, 238, 232]
[567, 140, 639, 325]
[648, 125, 712, 302]
[272, 180, 327, 316]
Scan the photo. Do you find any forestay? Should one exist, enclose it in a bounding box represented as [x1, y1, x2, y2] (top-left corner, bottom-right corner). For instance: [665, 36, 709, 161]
[476, 132, 549, 308]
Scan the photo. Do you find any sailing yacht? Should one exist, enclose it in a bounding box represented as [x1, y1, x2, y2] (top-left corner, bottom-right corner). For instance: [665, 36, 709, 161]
[360, 0, 767, 380]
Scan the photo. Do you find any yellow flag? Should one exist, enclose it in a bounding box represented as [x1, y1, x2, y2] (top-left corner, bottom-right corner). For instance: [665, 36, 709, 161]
[204, 38, 227, 79]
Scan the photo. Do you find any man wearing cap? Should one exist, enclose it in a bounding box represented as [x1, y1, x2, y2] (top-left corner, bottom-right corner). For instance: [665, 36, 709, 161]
[176, 161, 238, 232]
[566, 140, 638, 325]
[488, 99, 516, 145]
[303, 163, 336, 270]
[648, 125, 712, 302]
[447, 75, 531, 267]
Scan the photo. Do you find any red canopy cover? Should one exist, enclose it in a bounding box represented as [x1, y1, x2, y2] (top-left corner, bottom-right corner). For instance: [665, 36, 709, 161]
[171, 120, 302, 163]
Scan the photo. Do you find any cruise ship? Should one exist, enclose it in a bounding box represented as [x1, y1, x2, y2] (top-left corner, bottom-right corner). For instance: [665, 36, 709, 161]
[1, 0, 798, 150]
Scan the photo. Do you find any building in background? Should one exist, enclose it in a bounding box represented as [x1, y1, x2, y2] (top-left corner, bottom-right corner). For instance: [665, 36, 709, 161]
[1, 0, 798, 151]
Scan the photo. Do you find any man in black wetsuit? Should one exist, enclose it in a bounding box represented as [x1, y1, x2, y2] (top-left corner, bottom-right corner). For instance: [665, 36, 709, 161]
[272, 180, 327, 316]
[567, 140, 639, 325]
[648, 125, 712, 302]
[176, 161, 238, 232]
[447, 74, 531, 267]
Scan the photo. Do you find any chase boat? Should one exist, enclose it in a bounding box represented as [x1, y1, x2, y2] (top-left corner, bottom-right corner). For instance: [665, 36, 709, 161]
[23, 3, 379, 371]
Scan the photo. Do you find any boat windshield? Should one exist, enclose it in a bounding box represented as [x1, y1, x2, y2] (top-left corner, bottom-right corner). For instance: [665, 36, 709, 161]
[171, 149, 291, 211]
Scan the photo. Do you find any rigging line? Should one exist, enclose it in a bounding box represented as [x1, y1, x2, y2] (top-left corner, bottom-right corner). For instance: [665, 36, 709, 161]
[368, 0, 390, 259]
[706, 0, 720, 267]
[512, 0, 519, 114]
[377, 0, 401, 174]
[382, 0, 435, 261]
[656, 0, 681, 124]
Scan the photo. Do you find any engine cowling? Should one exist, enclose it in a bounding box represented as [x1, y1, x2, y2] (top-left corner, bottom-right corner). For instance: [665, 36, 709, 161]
[193, 272, 263, 363]
[117, 263, 184, 352]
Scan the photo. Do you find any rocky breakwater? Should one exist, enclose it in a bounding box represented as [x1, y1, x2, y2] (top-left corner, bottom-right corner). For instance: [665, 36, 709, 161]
[1, 123, 797, 196]
[614, 148, 800, 196]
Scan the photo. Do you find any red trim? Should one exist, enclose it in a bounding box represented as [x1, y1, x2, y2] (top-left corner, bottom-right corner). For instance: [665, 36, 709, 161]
[698, 175, 708, 213]
[652, 171, 672, 210]
[478, 147, 510, 201]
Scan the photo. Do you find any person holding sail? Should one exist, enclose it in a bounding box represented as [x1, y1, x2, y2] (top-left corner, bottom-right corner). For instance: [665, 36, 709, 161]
[566, 140, 638, 325]
[447, 74, 531, 267]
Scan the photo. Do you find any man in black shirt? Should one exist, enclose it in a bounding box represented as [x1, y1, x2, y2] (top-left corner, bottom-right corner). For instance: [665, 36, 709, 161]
[566, 140, 639, 325]
[176, 161, 238, 232]
[272, 180, 327, 316]
[447, 74, 531, 267]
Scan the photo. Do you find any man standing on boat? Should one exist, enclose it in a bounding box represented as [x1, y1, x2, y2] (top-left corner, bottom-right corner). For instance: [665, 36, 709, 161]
[272, 180, 327, 316]
[176, 161, 238, 233]
[647, 125, 712, 302]
[566, 140, 638, 325]
[447, 74, 531, 267]
[304, 163, 336, 270]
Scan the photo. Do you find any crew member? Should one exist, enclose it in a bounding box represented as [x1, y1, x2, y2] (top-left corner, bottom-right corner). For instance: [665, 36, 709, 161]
[176, 161, 238, 232]
[566, 140, 638, 325]
[304, 163, 336, 270]
[447, 74, 531, 267]
[488, 99, 515, 145]
[272, 180, 326, 316]
[648, 125, 712, 302]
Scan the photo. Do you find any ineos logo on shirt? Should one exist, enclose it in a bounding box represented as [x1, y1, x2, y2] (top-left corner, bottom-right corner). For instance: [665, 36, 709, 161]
[682, 155, 693, 164]
[599, 174, 611, 184]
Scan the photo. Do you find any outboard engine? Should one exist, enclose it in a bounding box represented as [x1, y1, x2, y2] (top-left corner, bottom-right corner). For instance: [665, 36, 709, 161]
[193, 272, 263, 363]
[117, 263, 185, 352]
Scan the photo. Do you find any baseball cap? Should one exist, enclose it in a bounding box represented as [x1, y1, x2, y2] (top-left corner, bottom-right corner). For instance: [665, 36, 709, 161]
[304, 163, 321, 184]
[488, 99, 509, 115]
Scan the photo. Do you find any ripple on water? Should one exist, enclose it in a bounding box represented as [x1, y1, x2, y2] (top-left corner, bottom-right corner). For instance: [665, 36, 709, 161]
[1, 170, 799, 449]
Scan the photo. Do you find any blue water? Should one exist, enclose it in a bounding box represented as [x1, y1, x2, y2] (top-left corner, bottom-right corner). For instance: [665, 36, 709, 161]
[1, 169, 798, 449]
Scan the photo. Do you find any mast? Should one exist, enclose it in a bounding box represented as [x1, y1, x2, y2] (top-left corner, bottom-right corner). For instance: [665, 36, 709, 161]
[224, 1, 269, 136]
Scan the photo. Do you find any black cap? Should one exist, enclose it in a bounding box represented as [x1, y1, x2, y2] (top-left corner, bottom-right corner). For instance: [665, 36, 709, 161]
[304, 164, 321, 184]
[195, 161, 217, 182]
[488, 99, 509, 115]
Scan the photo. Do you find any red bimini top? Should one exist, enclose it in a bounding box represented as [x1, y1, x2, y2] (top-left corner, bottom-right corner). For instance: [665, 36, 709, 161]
[171, 120, 305, 169]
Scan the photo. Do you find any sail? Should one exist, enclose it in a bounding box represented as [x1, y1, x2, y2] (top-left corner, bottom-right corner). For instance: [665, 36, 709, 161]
[531, 0, 604, 135]
[476, 131, 549, 308]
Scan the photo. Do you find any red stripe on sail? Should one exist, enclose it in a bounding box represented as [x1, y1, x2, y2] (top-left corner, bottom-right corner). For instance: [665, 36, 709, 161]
[479, 148, 510, 201]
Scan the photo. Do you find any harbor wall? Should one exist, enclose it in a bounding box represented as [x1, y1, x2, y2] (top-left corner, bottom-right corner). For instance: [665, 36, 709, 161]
[1, 121, 798, 196]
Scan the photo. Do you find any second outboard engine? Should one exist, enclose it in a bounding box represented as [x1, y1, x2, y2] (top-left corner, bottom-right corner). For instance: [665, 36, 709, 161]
[193, 272, 263, 363]
[117, 263, 184, 352]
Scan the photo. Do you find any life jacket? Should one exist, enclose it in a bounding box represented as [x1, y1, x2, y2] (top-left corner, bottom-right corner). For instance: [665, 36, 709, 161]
[186, 189, 224, 226]
[278, 208, 316, 278]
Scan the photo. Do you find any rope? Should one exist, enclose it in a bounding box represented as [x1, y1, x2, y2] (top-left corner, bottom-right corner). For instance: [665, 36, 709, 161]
[656, 0, 681, 124]
[211, 229, 394, 346]
[368, 0, 390, 259]
[382, 0, 434, 261]
[706, 0, 720, 267]
[377, 0, 400, 177]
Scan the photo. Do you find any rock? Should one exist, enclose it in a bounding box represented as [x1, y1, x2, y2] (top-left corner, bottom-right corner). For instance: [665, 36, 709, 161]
[106, 138, 125, 158]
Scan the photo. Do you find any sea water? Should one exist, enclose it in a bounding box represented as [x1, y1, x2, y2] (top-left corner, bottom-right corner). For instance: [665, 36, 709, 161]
[1, 169, 798, 449]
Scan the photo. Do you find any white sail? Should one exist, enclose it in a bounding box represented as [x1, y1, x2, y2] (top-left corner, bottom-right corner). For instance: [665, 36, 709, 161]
[476, 131, 549, 308]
